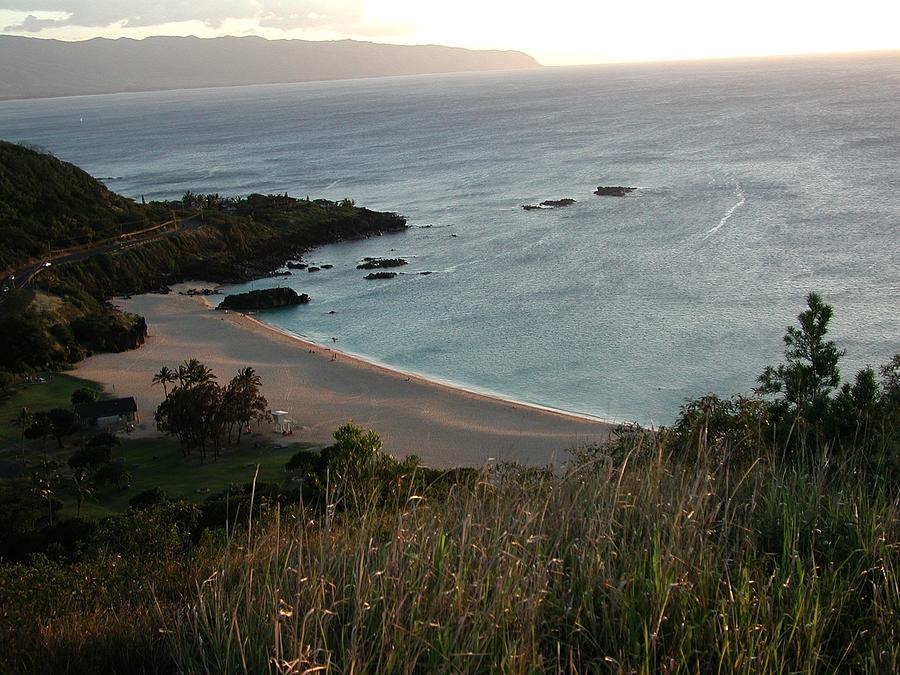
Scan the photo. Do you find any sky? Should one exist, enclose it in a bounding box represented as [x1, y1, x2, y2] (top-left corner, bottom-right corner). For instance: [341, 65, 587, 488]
[0, 1, 898, 66]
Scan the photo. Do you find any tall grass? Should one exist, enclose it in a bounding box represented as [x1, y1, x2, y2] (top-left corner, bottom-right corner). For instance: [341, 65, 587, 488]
[162, 446, 898, 673]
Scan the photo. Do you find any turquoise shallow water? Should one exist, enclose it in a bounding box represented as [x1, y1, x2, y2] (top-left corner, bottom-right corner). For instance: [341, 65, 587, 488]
[1, 53, 898, 424]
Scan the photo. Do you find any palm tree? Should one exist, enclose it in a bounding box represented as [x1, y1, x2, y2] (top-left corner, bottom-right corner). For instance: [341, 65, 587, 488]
[18, 407, 31, 457]
[229, 367, 266, 444]
[179, 359, 216, 388]
[31, 458, 61, 526]
[233, 367, 261, 391]
[152, 366, 177, 396]
[71, 467, 94, 518]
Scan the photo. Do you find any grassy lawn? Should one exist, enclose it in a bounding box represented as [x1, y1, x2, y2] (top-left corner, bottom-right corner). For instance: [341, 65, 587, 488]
[0, 374, 100, 450]
[57, 433, 318, 520]
[0, 372, 319, 520]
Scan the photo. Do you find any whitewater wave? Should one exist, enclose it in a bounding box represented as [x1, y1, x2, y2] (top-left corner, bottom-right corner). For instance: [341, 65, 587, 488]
[705, 182, 745, 238]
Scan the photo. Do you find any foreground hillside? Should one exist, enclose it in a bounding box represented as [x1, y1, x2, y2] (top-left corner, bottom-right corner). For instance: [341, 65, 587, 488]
[0, 35, 541, 100]
[1, 423, 896, 673]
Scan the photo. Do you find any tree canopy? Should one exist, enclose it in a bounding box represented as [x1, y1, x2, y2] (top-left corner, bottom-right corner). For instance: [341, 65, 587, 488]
[154, 360, 268, 462]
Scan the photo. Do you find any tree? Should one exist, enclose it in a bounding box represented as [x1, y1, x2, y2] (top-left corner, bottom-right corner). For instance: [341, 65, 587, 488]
[225, 367, 267, 445]
[47, 408, 80, 448]
[87, 431, 120, 450]
[71, 387, 99, 406]
[31, 458, 62, 526]
[16, 407, 31, 456]
[95, 462, 131, 489]
[0, 479, 47, 555]
[68, 444, 112, 471]
[177, 359, 216, 389]
[129, 487, 166, 511]
[830, 355, 900, 459]
[151, 366, 177, 396]
[156, 361, 268, 461]
[294, 423, 420, 512]
[756, 292, 845, 421]
[24, 411, 52, 450]
[667, 394, 771, 465]
[879, 355, 900, 459]
[70, 467, 94, 518]
[155, 380, 224, 462]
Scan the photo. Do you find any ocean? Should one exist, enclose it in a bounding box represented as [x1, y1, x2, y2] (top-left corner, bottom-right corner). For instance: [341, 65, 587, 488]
[1, 52, 898, 424]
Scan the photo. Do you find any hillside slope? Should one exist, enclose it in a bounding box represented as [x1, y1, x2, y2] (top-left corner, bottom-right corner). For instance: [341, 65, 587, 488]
[0, 35, 541, 100]
[0, 140, 164, 272]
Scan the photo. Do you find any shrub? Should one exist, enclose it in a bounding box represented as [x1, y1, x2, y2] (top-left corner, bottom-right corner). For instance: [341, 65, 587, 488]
[71, 387, 100, 406]
[129, 488, 166, 511]
[67, 444, 111, 470]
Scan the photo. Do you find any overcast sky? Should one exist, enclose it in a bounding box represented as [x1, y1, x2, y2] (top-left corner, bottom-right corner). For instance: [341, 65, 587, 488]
[1, 1, 898, 65]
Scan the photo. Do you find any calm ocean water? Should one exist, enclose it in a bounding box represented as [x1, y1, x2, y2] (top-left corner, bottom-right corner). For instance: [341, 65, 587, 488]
[1, 53, 898, 424]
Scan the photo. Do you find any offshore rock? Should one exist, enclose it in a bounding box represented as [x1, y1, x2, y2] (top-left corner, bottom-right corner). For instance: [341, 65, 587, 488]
[217, 287, 310, 311]
[594, 186, 636, 196]
[357, 257, 408, 270]
[523, 198, 576, 210]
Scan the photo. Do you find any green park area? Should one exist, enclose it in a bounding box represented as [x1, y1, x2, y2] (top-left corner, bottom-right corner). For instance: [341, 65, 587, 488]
[0, 374, 97, 447]
[0, 373, 314, 520]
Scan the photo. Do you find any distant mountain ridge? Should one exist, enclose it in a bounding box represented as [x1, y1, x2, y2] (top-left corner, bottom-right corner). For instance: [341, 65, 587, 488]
[0, 35, 541, 100]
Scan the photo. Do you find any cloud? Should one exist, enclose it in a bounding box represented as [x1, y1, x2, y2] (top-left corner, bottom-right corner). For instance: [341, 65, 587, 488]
[0, 1, 373, 32]
[4, 13, 60, 32]
[256, 1, 366, 30]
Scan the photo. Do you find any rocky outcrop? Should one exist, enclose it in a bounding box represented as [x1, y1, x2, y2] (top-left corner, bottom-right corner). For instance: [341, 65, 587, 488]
[364, 272, 398, 280]
[286, 261, 307, 269]
[594, 186, 636, 196]
[357, 257, 408, 270]
[523, 198, 576, 210]
[217, 287, 310, 311]
[178, 287, 220, 296]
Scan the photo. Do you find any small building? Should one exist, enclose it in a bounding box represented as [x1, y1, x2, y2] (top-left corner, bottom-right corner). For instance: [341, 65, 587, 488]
[75, 396, 139, 429]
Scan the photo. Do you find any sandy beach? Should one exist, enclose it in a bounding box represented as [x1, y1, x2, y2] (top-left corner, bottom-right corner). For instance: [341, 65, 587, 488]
[74, 285, 614, 467]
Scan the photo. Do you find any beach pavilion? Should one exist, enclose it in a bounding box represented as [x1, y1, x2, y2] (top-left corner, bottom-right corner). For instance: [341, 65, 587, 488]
[271, 410, 294, 434]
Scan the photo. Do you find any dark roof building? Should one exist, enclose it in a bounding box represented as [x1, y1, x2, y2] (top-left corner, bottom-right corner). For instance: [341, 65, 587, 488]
[75, 396, 138, 422]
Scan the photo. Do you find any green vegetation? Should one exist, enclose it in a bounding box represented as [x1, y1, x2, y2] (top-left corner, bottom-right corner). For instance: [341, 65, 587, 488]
[163, 451, 895, 674]
[0, 294, 896, 672]
[154, 361, 269, 462]
[0, 374, 98, 446]
[0, 140, 167, 272]
[47, 192, 406, 299]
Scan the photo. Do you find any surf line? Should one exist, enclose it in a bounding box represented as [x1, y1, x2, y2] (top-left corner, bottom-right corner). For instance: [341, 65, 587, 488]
[705, 181, 746, 238]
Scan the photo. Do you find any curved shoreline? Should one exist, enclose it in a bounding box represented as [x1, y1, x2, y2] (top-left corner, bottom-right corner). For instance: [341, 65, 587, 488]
[240, 313, 619, 427]
[75, 283, 614, 467]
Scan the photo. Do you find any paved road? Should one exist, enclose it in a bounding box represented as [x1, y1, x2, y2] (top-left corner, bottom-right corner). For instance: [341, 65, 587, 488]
[1, 216, 202, 299]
